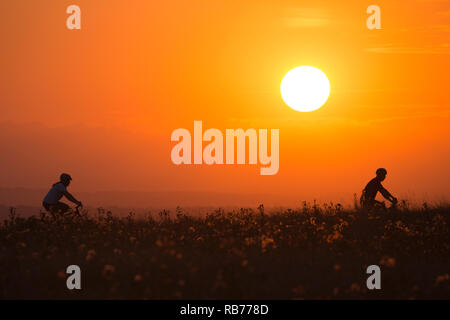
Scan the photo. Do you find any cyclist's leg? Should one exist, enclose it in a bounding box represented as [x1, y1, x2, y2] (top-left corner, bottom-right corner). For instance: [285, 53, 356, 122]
[54, 202, 71, 215]
[362, 198, 376, 209]
[42, 202, 55, 218]
[373, 200, 386, 211]
[60, 202, 71, 214]
[42, 202, 51, 212]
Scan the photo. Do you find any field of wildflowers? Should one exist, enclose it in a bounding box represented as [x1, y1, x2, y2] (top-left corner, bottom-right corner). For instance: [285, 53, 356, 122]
[1, 202, 449, 299]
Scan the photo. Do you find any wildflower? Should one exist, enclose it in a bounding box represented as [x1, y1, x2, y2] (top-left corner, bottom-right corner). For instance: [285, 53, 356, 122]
[212, 269, 227, 291]
[326, 231, 343, 243]
[380, 256, 396, 268]
[241, 260, 248, 267]
[350, 283, 360, 292]
[102, 264, 115, 280]
[244, 237, 255, 246]
[134, 274, 143, 282]
[435, 274, 449, 285]
[291, 285, 305, 296]
[17, 242, 27, 248]
[86, 249, 96, 262]
[261, 236, 275, 251]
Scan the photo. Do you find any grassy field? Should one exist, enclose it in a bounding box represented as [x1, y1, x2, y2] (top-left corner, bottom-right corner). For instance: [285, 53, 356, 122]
[0, 202, 449, 299]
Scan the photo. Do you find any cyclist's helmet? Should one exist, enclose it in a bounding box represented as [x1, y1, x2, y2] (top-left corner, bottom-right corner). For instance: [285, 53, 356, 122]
[60, 173, 72, 182]
[376, 168, 387, 176]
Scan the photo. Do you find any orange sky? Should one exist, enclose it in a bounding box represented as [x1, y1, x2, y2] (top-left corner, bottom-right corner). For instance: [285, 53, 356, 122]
[0, 0, 449, 206]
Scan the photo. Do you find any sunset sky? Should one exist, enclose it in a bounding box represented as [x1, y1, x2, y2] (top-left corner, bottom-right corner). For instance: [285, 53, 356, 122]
[0, 0, 449, 206]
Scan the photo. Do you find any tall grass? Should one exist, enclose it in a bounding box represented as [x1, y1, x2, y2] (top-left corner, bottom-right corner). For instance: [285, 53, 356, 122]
[0, 203, 448, 299]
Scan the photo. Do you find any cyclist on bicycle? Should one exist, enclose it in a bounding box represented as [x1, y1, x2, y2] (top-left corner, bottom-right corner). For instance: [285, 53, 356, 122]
[360, 168, 397, 209]
[43, 173, 82, 216]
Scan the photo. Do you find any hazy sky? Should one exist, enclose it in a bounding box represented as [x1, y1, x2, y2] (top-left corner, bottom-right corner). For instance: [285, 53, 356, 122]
[0, 0, 449, 205]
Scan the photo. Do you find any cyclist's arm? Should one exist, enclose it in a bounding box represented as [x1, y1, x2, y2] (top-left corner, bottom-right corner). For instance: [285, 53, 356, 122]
[63, 191, 82, 205]
[379, 186, 396, 202]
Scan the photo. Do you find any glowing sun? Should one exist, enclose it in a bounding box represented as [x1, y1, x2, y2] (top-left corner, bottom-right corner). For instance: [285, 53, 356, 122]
[280, 66, 330, 112]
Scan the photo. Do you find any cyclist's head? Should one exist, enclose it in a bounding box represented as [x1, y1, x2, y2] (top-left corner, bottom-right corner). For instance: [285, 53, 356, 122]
[60, 173, 72, 186]
[376, 168, 387, 181]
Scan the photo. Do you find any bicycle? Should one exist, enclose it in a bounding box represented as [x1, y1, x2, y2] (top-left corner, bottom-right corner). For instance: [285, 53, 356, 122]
[44, 203, 84, 220]
[360, 194, 398, 213]
[72, 204, 83, 217]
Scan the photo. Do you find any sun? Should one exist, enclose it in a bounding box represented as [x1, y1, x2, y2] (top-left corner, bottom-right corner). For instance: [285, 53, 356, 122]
[280, 66, 330, 112]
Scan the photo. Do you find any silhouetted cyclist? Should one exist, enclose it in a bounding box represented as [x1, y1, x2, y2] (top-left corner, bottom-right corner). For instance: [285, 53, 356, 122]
[360, 168, 397, 209]
[43, 173, 82, 216]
